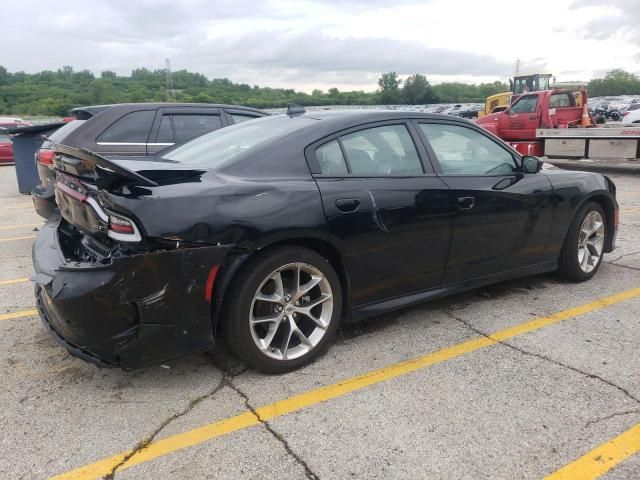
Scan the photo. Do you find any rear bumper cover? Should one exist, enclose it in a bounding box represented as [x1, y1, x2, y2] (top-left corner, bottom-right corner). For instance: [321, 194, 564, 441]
[32, 220, 233, 369]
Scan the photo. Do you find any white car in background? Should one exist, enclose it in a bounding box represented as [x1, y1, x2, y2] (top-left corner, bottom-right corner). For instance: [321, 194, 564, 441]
[622, 105, 640, 124]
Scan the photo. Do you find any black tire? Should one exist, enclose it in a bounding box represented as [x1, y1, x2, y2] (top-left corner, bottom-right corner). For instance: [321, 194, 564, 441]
[558, 201, 606, 282]
[221, 246, 342, 373]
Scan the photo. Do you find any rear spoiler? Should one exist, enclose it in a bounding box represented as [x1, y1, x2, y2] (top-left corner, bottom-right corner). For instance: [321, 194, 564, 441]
[52, 144, 159, 187]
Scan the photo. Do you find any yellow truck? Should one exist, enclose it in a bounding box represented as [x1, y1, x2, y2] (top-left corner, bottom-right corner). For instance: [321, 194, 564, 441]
[478, 74, 552, 118]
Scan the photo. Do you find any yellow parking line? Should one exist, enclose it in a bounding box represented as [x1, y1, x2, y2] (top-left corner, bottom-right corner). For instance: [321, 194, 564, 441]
[0, 235, 36, 243]
[545, 423, 640, 480]
[622, 207, 640, 215]
[0, 277, 29, 286]
[0, 223, 41, 231]
[3, 204, 34, 210]
[0, 308, 38, 321]
[50, 286, 640, 480]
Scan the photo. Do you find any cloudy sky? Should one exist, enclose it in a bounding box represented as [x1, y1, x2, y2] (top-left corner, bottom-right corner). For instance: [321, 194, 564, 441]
[5, 0, 640, 91]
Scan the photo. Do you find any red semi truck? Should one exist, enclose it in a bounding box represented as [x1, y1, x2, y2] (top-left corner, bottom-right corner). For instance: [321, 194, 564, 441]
[476, 89, 591, 156]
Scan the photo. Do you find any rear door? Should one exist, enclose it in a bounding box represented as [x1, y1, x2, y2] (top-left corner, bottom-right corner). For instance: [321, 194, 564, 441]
[499, 94, 540, 140]
[148, 107, 225, 154]
[308, 121, 454, 306]
[417, 120, 555, 284]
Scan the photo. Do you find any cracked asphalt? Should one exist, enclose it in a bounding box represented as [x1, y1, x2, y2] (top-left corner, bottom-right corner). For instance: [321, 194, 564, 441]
[0, 164, 638, 479]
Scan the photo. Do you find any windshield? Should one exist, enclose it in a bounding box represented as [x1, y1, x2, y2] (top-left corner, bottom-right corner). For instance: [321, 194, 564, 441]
[162, 115, 313, 168]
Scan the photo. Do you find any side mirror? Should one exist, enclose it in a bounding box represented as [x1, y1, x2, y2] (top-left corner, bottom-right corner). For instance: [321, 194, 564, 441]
[521, 155, 543, 174]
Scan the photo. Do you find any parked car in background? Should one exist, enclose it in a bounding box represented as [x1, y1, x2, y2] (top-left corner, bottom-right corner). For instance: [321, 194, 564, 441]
[443, 104, 463, 115]
[33, 109, 617, 373]
[0, 128, 13, 164]
[0, 118, 33, 164]
[622, 107, 640, 124]
[0, 117, 30, 127]
[451, 104, 483, 119]
[32, 103, 268, 218]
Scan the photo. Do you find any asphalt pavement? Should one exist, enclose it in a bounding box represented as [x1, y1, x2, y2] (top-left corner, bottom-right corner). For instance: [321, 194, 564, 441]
[0, 164, 638, 480]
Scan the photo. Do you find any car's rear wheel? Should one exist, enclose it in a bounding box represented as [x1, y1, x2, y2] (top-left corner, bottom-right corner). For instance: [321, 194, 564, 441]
[222, 246, 342, 373]
[558, 201, 606, 281]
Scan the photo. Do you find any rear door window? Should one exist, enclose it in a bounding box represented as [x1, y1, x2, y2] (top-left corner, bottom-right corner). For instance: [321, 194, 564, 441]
[172, 114, 223, 143]
[97, 110, 156, 143]
[550, 93, 574, 108]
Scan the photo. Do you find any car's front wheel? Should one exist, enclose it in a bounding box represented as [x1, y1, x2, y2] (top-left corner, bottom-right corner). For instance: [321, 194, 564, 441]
[222, 246, 342, 373]
[558, 201, 607, 281]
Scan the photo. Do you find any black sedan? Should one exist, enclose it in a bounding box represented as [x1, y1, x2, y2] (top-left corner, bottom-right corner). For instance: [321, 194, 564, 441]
[33, 109, 618, 373]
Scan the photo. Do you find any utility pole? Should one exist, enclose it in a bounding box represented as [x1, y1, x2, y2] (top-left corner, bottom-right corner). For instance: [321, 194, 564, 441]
[165, 58, 174, 102]
[514, 58, 522, 76]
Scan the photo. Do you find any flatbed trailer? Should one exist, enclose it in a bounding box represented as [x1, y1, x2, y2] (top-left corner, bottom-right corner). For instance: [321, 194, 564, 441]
[536, 126, 640, 160]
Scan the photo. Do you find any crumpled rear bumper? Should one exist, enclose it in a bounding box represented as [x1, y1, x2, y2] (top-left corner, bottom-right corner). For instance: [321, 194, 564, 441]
[32, 219, 233, 369]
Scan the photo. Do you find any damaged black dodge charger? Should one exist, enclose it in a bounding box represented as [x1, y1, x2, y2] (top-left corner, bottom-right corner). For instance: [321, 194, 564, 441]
[33, 110, 618, 373]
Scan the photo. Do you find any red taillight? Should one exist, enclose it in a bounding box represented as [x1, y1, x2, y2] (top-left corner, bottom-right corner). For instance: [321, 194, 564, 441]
[37, 148, 55, 165]
[108, 215, 135, 234]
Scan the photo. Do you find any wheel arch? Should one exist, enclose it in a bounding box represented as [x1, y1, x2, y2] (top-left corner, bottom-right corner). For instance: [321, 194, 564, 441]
[210, 236, 352, 336]
[579, 193, 616, 253]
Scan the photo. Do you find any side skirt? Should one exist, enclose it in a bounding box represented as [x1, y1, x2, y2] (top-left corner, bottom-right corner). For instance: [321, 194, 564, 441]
[350, 261, 558, 321]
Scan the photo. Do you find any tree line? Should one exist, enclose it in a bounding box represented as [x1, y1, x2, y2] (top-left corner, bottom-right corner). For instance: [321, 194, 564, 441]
[0, 65, 637, 117]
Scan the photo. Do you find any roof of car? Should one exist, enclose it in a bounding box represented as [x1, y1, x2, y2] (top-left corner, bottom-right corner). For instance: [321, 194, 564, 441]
[221, 109, 478, 151]
[287, 109, 472, 129]
[90, 103, 266, 112]
[71, 103, 268, 119]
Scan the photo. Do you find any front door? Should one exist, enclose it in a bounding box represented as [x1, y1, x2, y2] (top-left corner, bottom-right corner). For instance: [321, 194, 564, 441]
[499, 94, 541, 141]
[417, 121, 555, 284]
[309, 122, 454, 306]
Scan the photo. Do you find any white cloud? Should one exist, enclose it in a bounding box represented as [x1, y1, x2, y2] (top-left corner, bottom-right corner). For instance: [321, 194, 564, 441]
[3, 0, 639, 91]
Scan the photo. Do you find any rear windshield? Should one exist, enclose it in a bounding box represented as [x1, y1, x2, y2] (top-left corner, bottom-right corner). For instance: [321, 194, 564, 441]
[162, 115, 313, 168]
[44, 120, 86, 145]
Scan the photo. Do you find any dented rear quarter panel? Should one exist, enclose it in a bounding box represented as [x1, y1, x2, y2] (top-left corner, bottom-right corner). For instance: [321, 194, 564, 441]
[97, 171, 329, 249]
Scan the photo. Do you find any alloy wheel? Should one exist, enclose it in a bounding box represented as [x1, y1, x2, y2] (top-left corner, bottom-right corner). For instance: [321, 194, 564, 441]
[249, 262, 333, 360]
[577, 210, 605, 273]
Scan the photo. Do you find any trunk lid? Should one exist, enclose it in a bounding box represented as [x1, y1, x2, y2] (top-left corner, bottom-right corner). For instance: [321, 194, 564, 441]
[52, 144, 206, 243]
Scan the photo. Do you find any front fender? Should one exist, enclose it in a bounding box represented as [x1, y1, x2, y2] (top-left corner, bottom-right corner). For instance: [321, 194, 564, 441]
[543, 170, 618, 259]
